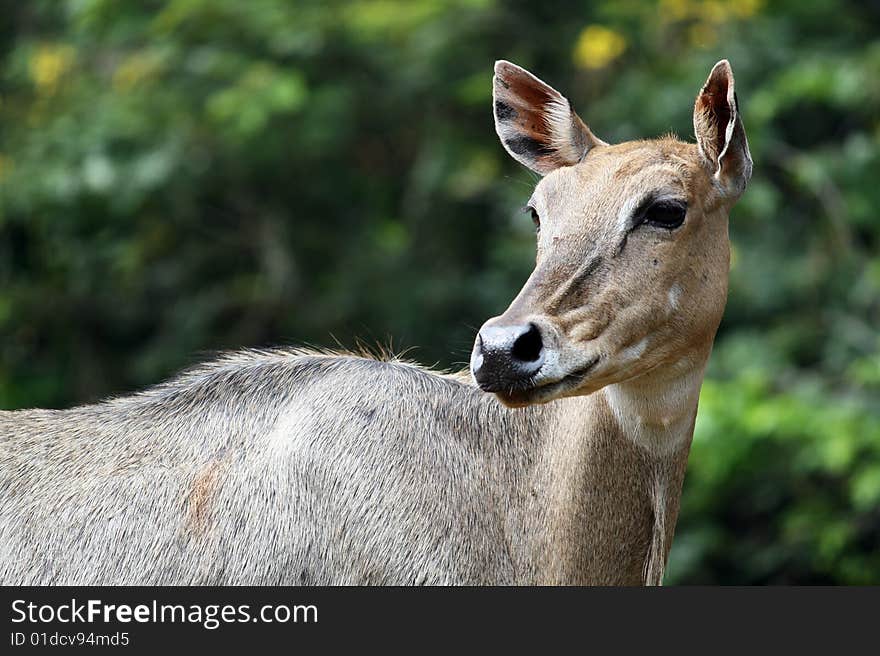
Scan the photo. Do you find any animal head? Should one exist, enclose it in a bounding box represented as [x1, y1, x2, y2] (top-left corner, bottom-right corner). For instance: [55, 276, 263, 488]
[471, 60, 752, 407]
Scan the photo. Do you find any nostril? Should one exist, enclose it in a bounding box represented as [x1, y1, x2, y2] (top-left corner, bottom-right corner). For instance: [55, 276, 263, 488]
[511, 323, 543, 362]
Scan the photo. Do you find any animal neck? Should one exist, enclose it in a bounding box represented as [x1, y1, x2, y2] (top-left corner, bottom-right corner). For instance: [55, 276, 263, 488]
[521, 353, 708, 585]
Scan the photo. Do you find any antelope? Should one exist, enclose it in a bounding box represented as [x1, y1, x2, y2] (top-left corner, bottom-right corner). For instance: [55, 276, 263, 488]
[0, 59, 750, 586]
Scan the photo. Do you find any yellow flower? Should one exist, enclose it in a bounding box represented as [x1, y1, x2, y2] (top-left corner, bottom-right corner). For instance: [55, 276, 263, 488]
[700, 0, 730, 24]
[659, 0, 764, 24]
[730, 0, 764, 19]
[30, 44, 75, 95]
[573, 25, 627, 70]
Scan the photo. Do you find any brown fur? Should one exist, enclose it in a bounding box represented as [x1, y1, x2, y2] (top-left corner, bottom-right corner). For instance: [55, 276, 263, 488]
[186, 454, 228, 536]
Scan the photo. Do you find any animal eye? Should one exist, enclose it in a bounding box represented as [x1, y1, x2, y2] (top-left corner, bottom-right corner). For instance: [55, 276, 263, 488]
[527, 206, 540, 232]
[522, 205, 541, 232]
[641, 199, 687, 230]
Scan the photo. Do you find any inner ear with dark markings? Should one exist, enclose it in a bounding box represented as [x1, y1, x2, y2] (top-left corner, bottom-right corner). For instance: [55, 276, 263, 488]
[493, 60, 606, 175]
[693, 59, 752, 198]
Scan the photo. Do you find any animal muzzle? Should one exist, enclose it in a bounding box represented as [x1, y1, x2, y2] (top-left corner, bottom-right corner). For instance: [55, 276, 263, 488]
[470, 322, 546, 392]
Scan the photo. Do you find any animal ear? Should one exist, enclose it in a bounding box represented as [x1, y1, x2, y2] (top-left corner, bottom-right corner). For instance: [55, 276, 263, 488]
[493, 60, 606, 176]
[693, 59, 753, 198]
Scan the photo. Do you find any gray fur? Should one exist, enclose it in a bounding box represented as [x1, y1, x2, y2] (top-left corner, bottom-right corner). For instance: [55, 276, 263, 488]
[0, 348, 679, 585]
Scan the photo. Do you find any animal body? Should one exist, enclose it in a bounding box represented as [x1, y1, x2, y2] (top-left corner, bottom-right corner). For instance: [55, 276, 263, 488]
[0, 59, 751, 585]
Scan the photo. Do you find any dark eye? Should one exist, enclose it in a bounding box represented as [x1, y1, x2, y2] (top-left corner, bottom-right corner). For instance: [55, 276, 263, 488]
[641, 199, 687, 230]
[524, 205, 540, 232]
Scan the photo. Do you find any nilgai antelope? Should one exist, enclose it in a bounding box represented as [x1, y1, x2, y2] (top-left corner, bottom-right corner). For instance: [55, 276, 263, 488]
[1, 59, 750, 586]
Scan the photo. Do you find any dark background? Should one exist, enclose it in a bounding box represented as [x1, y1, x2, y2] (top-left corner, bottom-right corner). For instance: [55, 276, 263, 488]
[3, 587, 874, 651]
[1, 0, 878, 583]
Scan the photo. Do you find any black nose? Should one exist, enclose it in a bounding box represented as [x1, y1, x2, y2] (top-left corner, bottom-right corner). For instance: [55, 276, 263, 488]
[472, 323, 545, 390]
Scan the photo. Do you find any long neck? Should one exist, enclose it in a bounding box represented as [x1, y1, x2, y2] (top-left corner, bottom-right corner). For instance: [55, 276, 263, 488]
[515, 354, 708, 585]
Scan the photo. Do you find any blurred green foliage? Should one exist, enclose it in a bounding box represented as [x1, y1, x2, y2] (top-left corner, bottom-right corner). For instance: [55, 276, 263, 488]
[1, 0, 878, 583]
